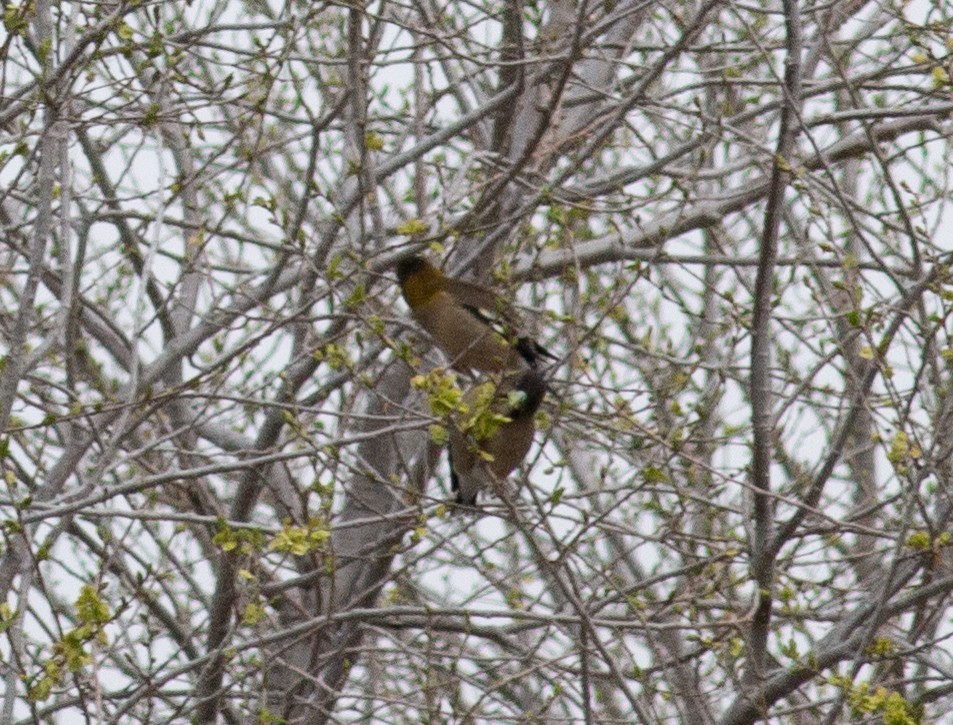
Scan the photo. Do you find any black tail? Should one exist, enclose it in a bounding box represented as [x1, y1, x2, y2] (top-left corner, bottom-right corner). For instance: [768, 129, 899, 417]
[515, 337, 557, 368]
[448, 448, 477, 506]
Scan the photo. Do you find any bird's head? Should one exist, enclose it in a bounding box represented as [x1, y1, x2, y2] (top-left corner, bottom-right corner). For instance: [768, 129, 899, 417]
[508, 369, 548, 418]
[396, 255, 444, 308]
[395, 255, 431, 285]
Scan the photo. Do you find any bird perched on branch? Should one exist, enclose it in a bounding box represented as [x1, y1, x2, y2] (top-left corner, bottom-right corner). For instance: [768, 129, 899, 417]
[448, 368, 547, 506]
[395, 255, 554, 374]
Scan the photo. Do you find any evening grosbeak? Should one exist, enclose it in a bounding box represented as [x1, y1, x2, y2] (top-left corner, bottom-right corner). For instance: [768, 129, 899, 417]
[395, 255, 554, 374]
[448, 368, 547, 506]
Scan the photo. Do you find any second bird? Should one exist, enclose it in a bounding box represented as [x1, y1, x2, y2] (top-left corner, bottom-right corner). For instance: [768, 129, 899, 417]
[448, 368, 547, 506]
[396, 255, 553, 374]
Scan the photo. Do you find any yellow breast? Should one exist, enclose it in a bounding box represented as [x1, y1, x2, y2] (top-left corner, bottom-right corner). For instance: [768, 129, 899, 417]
[401, 267, 444, 309]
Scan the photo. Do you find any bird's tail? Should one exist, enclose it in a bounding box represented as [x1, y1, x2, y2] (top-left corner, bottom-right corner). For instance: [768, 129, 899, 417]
[514, 336, 557, 368]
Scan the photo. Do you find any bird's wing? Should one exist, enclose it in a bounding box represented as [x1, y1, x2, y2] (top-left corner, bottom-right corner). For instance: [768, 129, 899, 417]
[446, 278, 557, 365]
[442, 276, 502, 308]
[444, 278, 522, 327]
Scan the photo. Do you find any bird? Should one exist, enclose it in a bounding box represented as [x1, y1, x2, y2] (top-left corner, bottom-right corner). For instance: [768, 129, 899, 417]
[448, 368, 547, 506]
[395, 255, 554, 374]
